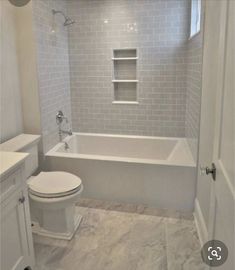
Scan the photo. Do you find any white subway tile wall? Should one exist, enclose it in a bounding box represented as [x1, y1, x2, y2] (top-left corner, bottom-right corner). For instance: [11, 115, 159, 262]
[186, 32, 203, 162]
[67, 0, 191, 137]
[32, 0, 72, 153]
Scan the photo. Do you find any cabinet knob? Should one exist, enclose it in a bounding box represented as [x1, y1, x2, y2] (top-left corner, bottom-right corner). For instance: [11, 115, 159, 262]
[19, 196, 25, 204]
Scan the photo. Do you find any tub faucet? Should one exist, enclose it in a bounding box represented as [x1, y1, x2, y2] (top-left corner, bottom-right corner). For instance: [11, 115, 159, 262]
[56, 110, 73, 141]
[63, 141, 70, 150]
[60, 129, 72, 136]
[59, 128, 72, 141]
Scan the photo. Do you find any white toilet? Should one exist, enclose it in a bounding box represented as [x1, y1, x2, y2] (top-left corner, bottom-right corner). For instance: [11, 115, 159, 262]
[0, 134, 83, 240]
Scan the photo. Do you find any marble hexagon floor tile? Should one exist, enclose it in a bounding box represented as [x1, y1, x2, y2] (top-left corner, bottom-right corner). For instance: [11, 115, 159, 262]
[34, 203, 205, 270]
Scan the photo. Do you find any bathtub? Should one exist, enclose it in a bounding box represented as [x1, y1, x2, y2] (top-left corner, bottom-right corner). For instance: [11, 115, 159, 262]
[45, 133, 197, 212]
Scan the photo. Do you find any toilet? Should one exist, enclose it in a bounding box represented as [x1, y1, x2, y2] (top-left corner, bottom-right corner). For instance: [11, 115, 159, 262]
[28, 171, 83, 240]
[0, 134, 83, 240]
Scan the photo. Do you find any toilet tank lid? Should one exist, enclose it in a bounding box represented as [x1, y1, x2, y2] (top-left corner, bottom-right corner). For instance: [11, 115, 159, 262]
[0, 134, 41, 152]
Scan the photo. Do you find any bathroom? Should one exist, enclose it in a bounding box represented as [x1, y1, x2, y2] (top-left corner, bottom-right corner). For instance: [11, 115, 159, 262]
[0, 0, 234, 269]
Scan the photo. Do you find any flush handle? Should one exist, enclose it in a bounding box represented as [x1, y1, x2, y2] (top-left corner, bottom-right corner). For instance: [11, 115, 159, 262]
[200, 163, 216, 181]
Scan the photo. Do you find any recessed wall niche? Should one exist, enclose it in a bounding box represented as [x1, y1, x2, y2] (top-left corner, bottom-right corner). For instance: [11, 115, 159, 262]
[112, 49, 138, 104]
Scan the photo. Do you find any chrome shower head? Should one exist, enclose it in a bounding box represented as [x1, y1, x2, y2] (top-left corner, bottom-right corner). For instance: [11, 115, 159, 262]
[52, 9, 75, 27]
[64, 17, 75, 26]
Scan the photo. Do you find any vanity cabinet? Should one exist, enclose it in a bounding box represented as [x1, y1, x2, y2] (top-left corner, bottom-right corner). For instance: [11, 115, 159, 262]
[0, 160, 35, 270]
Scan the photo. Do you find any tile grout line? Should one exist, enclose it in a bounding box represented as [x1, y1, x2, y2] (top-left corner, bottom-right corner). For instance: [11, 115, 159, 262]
[165, 219, 170, 270]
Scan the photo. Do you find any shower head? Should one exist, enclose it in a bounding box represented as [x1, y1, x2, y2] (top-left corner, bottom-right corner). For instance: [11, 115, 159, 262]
[52, 9, 75, 27]
[64, 17, 75, 26]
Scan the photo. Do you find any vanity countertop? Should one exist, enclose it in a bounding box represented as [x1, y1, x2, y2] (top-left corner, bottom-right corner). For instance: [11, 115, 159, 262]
[0, 151, 28, 178]
[0, 134, 41, 152]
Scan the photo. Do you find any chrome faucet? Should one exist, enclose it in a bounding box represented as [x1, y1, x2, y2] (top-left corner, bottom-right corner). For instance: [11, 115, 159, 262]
[59, 128, 72, 136]
[56, 110, 68, 124]
[63, 141, 70, 150]
[56, 110, 73, 141]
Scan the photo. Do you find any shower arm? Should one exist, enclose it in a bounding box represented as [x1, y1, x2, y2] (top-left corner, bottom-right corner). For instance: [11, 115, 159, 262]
[52, 9, 67, 20]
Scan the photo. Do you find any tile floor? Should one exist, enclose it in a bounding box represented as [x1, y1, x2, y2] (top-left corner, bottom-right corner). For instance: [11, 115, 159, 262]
[34, 198, 206, 270]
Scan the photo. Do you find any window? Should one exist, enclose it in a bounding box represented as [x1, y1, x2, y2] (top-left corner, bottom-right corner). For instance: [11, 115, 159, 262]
[190, 0, 201, 38]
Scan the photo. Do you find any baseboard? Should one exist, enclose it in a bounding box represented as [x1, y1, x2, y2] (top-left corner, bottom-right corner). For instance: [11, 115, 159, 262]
[194, 198, 208, 247]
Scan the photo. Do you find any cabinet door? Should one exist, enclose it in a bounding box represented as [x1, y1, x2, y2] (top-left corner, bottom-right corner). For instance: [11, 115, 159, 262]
[0, 190, 29, 270]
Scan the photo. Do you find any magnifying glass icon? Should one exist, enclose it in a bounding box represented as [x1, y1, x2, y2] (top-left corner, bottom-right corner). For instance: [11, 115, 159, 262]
[211, 250, 219, 257]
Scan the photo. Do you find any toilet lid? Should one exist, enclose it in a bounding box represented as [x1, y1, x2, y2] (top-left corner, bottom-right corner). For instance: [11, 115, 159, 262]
[28, 171, 82, 198]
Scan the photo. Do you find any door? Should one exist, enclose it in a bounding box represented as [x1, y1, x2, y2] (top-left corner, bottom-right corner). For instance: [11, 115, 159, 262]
[0, 190, 29, 270]
[198, 0, 234, 269]
[208, 0, 234, 269]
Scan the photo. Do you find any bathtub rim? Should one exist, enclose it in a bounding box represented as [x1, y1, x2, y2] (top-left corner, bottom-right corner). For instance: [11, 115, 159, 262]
[46, 133, 196, 167]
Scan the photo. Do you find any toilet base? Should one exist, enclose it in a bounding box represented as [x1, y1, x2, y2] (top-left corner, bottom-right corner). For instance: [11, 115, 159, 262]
[31, 211, 82, 240]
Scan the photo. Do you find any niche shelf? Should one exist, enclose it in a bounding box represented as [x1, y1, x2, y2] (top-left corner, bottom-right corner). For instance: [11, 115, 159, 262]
[112, 49, 138, 104]
[113, 49, 137, 59]
[113, 82, 137, 102]
[112, 80, 138, 83]
[112, 57, 138, 61]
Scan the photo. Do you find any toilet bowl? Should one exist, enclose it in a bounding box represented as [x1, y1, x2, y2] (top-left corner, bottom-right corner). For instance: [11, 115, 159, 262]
[28, 171, 83, 240]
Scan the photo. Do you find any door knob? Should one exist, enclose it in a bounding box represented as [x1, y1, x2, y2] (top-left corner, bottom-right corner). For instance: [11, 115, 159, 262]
[19, 196, 25, 204]
[200, 163, 216, 181]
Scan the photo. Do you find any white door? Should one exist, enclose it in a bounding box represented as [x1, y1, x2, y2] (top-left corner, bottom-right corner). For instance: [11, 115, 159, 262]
[208, 0, 235, 269]
[0, 190, 29, 270]
[198, 0, 234, 269]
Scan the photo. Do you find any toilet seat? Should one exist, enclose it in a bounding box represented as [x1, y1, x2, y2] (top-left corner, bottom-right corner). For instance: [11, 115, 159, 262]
[28, 171, 82, 198]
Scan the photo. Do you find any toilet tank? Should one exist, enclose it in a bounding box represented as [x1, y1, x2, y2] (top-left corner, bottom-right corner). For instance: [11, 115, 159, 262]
[0, 134, 41, 178]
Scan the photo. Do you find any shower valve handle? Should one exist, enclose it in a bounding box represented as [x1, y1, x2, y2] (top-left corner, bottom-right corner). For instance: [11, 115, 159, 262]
[56, 110, 68, 124]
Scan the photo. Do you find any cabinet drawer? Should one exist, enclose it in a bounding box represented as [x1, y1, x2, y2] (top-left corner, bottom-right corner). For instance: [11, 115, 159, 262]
[0, 168, 23, 202]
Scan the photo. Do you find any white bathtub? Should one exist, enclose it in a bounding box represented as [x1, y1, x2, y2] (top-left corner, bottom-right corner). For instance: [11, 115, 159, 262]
[46, 133, 196, 212]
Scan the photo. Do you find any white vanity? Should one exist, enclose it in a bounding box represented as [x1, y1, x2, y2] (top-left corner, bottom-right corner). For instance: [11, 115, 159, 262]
[0, 151, 35, 270]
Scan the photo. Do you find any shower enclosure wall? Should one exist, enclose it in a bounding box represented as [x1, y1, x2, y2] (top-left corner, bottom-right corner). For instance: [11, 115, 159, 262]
[68, 0, 189, 138]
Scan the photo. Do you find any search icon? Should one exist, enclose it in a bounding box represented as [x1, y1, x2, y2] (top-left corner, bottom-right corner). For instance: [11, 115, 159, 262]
[201, 240, 228, 267]
[211, 249, 218, 257]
